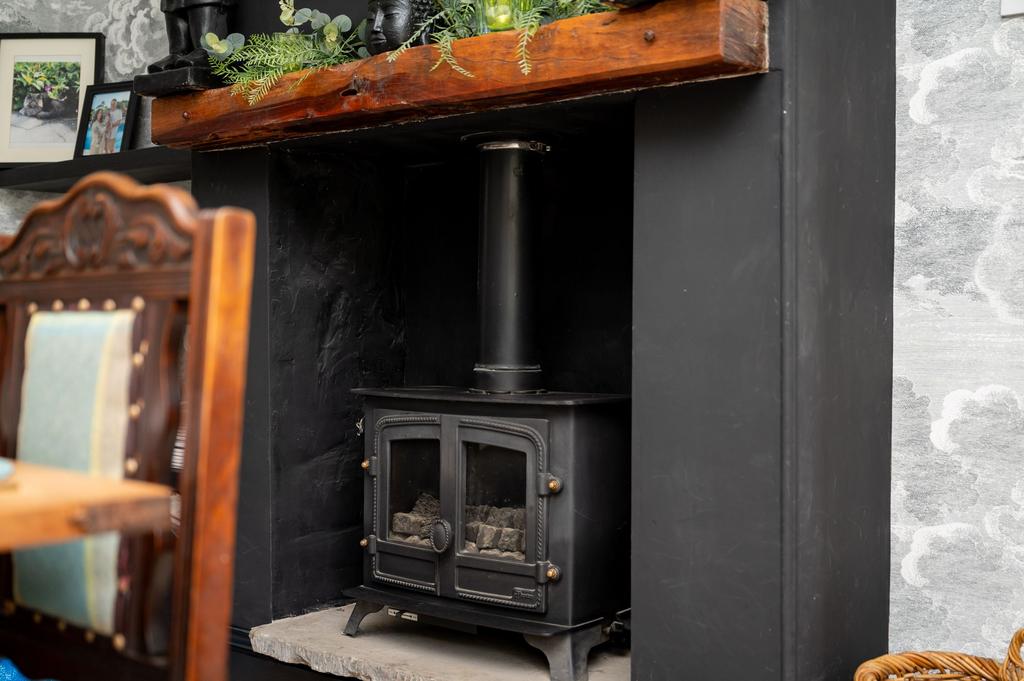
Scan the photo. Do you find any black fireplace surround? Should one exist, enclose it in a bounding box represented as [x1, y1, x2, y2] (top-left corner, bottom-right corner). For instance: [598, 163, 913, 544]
[343, 139, 631, 681]
[192, 2, 895, 675]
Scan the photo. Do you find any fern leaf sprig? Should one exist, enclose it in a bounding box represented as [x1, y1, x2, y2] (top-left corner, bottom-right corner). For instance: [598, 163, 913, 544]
[513, 2, 545, 75]
[430, 31, 474, 77]
[387, 11, 447, 63]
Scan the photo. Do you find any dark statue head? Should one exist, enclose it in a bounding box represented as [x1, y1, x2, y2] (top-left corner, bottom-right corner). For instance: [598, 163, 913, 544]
[366, 0, 436, 55]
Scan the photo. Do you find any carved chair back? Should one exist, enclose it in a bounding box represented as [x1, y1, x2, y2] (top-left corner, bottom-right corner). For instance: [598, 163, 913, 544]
[0, 172, 255, 681]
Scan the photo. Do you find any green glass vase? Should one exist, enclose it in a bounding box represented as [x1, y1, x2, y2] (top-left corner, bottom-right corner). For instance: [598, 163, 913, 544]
[478, 0, 516, 32]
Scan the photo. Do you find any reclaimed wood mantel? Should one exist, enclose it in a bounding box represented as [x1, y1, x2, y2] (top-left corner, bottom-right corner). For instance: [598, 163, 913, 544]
[151, 0, 767, 150]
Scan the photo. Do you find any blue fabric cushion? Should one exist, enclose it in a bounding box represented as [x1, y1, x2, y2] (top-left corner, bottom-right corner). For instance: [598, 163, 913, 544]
[0, 658, 54, 681]
[12, 310, 136, 635]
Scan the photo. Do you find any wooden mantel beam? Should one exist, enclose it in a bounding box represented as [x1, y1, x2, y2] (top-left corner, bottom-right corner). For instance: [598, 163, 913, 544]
[151, 0, 767, 150]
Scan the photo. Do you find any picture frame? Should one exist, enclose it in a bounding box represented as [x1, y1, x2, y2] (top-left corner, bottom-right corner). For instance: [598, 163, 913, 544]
[74, 82, 138, 158]
[0, 33, 104, 165]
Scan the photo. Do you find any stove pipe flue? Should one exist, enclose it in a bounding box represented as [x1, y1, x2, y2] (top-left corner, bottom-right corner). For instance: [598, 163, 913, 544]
[474, 140, 547, 393]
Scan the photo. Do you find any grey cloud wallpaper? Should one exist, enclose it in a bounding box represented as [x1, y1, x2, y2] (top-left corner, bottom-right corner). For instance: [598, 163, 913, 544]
[0, 0, 167, 231]
[892, 0, 1024, 658]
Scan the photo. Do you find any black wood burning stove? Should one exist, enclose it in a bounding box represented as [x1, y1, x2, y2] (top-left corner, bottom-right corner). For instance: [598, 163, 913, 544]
[343, 139, 630, 681]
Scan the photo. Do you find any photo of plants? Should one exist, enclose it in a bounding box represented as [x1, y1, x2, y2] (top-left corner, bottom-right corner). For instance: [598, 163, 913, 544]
[9, 59, 81, 147]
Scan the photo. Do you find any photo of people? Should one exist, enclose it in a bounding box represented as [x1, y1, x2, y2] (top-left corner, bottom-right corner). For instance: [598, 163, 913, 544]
[78, 88, 134, 156]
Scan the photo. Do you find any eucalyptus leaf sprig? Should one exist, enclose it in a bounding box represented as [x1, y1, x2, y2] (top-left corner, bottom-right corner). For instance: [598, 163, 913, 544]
[203, 0, 367, 104]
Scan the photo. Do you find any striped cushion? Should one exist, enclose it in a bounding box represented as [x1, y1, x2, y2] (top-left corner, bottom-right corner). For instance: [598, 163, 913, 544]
[12, 310, 136, 635]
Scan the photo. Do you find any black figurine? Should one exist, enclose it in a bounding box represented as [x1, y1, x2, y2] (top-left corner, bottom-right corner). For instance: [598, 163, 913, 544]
[366, 0, 436, 55]
[149, 0, 237, 73]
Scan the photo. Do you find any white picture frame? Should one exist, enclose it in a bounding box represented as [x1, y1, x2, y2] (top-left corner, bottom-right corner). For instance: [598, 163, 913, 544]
[0, 34, 104, 165]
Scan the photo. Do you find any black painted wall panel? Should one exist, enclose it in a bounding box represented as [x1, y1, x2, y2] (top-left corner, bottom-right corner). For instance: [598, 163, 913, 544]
[192, 148, 275, 630]
[631, 0, 895, 678]
[780, 0, 896, 677]
[632, 74, 785, 680]
[539, 138, 633, 395]
[267, 150, 406, 618]
[235, 0, 365, 37]
[398, 159, 479, 389]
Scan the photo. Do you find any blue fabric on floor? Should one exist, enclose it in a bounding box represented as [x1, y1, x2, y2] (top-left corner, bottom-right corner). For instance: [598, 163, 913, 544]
[0, 658, 54, 681]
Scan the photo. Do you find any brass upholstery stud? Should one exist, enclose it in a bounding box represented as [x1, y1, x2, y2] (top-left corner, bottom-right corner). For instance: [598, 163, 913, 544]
[2, 600, 14, 616]
[139, 340, 150, 355]
[32, 612, 41, 624]
[359, 538, 369, 548]
[84, 630, 96, 643]
[131, 296, 145, 311]
[129, 403, 142, 419]
[132, 352, 145, 368]
[124, 457, 139, 475]
[102, 299, 117, 311]
[112, 633, 126, 651]
[51, 300, 64, 311]
[77, 298, 91, 310]
[26, 302, 38, 315]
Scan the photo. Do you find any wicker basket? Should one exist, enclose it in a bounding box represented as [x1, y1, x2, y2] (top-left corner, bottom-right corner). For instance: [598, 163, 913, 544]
[855, 629, 1024, 681]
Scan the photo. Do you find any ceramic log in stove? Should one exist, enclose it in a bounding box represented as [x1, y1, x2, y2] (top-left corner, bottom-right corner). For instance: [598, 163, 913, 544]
[343, 139, 630, 681]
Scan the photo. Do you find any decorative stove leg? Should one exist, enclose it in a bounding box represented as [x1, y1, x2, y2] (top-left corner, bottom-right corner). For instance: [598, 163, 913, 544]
[524, 622, 608, 681]
[342, 600, 384, 637]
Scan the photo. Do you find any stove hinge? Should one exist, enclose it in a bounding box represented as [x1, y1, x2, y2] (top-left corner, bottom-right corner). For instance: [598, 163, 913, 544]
[364, 534, 378, 554]
[535, 561, 561, 584]
[537, 473, 563, 496]
[361, 455, 379, 477]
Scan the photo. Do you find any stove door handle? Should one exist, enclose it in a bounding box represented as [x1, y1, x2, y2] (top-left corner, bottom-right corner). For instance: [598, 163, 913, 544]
[429, 518, 452, 554]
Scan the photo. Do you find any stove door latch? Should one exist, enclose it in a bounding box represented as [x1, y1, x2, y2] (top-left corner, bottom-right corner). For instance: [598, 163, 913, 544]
[429, 518, 453, 554]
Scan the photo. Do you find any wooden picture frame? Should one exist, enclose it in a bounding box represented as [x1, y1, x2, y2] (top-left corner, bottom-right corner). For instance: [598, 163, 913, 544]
[0, 33, 104, 166]
[74, 82, 139, 158]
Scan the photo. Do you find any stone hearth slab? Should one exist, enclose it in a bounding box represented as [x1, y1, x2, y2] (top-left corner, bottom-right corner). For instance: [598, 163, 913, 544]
[250, 604, 630, 681]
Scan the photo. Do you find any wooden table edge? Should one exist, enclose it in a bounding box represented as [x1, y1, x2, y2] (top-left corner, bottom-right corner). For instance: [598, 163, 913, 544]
[0, 462, 174, 552]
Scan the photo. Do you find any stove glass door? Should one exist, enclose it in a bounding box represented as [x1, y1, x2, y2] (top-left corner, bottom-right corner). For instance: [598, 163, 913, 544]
[387, 438, 442, 548]
[372, 419, 443, 594]
[463, 443, 527, 561]
[453, 418, 548, 613]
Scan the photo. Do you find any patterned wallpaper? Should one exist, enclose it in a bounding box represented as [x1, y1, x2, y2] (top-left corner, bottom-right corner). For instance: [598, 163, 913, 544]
[0, 0, 166, 231]
[892, 0, 1024, 658]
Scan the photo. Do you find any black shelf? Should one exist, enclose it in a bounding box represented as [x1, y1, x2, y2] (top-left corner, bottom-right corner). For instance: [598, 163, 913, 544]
[0, 146, 191, 193]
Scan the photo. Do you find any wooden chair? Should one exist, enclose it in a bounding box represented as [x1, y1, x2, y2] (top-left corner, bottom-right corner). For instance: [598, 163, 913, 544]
[856, 628, 1024, 681]
[0, 172, 255, 681]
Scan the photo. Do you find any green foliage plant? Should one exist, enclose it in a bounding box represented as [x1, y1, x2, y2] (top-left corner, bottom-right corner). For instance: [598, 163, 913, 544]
[205, 0, 609, 104]
[389, 0, 608, 77]
[206, 0, 366, 104]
